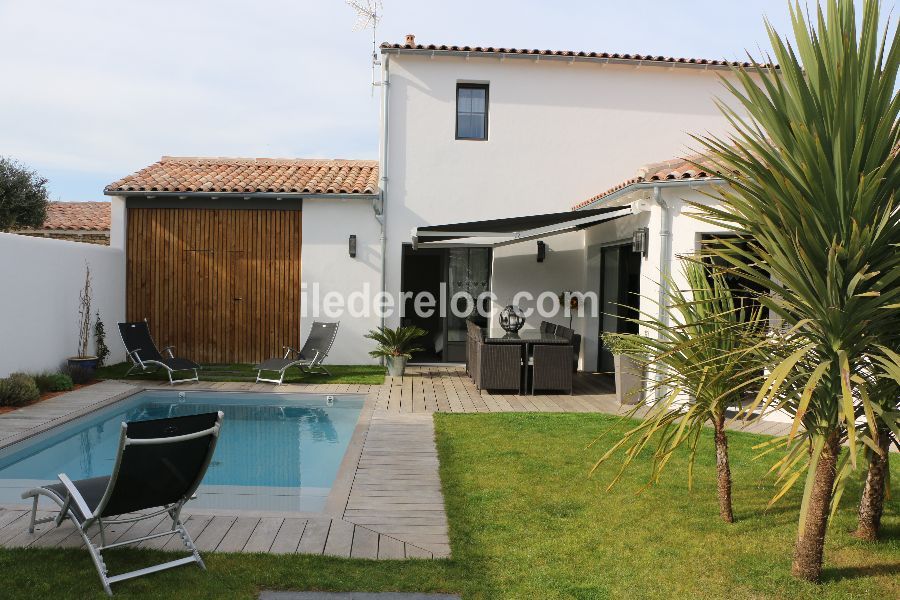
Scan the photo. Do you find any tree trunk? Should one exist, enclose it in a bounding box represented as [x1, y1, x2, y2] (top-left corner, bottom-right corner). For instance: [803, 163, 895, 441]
[852, 428, 891, 541]
[791, 431, 841, 582]
[713, 414, 734, 523]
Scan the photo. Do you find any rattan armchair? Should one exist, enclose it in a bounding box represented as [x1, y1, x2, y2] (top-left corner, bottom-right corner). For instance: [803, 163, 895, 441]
[474, 339, 522, 393]
[532, 344, 573, 394]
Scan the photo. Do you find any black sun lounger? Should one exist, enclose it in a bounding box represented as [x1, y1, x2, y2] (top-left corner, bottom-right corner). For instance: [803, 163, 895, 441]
[22, 412, 224, 596]
[118, 321, 200, 385]
[256, 321, 340, 384]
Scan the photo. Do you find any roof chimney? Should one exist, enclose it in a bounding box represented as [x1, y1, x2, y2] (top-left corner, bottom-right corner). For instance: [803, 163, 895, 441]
[405, 34, 416, 46]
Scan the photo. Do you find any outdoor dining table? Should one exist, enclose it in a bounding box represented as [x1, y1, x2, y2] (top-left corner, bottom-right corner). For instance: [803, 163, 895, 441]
[484, 331, 571, 394]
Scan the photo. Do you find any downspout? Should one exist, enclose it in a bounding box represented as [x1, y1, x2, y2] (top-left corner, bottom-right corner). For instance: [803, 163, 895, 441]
[376, 52, 391, 333]
[653, 184, 672, 401]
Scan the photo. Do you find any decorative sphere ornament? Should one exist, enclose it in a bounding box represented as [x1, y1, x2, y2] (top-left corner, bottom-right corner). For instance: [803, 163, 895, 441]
[498, 305, 526, 333]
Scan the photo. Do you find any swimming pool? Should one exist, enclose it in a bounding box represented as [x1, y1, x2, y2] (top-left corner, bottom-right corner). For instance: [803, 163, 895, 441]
[0, 390, 365, 513]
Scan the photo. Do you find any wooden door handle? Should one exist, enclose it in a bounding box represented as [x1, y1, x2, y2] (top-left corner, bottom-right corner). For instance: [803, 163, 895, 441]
[233, 297, 243, 301]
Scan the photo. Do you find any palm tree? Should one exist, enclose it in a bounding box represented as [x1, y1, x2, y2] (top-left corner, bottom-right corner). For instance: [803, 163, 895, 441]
[691, 0, 899, 581]
[851, 376, 898, 540]
[591, 259, 765, 523]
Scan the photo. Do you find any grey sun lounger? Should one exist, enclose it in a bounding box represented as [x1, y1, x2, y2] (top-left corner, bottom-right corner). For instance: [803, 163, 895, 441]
[118, 321, 200, 385]
[22, 412, 224, 596]
[256, 321, 340, 384]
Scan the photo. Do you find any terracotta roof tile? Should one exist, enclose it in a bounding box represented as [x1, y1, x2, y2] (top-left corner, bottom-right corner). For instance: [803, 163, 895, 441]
[572, 154, 724, 210]
[39, 202, 111, 231]
[381, 42, 775, 70]
[105, 157, 379, 195]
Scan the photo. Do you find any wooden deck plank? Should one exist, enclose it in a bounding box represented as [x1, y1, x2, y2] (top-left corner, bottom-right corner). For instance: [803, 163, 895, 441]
[349, 525, 379, 559]
[241, 517, 284, 553]
[322, 519, 354, 557]
[269, 518, 307, 554]
[377, 535, 405, 559]
[296, 518, 330, 555]
[193, 515, 236, 552]
[216, 516, 260, 552]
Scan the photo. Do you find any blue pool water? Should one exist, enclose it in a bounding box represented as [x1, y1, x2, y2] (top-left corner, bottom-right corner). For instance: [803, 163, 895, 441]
[0, 391, 364, 512]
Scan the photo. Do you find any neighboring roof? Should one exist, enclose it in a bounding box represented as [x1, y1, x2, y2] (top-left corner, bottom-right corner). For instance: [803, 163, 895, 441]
[105, 157, 379, 196]
[572, 154, 724, 210]
[381, 41, 767, 70]
[35, 202, 111, 231]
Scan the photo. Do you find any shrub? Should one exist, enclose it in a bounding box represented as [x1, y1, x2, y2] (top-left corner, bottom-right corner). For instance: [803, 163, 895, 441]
[62, 364, 94, 385]
[33, 372, 74, 393]
[0, 373, 40, 406]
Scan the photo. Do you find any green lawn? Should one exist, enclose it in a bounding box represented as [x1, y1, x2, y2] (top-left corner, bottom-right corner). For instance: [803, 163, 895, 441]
[94, 362, 385, 385]
[1, 413, 896, 599]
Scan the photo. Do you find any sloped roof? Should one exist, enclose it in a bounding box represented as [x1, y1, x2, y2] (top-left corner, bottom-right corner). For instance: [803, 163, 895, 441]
[573, 154, 723, 209]
[381, 41, 766, 69]
[105, 157, 379, 195]
[39, 202, 111, 231]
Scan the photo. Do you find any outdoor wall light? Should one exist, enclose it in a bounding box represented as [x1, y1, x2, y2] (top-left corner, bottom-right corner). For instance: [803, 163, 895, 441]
[632, 227, 649, 258]
[349, 234, 357, 258]
[536, 240, 546, 262]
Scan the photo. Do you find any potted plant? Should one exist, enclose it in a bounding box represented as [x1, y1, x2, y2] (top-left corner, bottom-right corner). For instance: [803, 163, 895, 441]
[365, 325, 427, 377]
[67, 264, 99, 375]
[601, 332, 645, 405]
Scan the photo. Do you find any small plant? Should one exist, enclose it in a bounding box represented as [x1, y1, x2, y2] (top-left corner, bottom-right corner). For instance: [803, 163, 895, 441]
[94, 311, 110, 367]
[365, 325, 427, 359]
[76, 264, 92, 359]
[0, 373, 40, 406]
[365, 325, 427, 377]
[62, 364, 94, 385]
[33, 372, 74, 393]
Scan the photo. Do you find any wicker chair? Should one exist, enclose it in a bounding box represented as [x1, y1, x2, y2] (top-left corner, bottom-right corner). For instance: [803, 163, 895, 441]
[475, 340, 522, 393]
[540, 321, 557, 335]
[532, 344, 573, 394]
[555, 325, 574, 342]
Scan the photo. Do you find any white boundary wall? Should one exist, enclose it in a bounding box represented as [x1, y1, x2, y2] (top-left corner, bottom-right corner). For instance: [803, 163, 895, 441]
[0, 233, 125, 377]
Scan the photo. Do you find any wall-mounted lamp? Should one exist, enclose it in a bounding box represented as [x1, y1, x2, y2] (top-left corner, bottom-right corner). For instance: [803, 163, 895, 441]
[632, 227, 649, 258]
[349, 234, 357, 258]
[536, 240, 546, 263]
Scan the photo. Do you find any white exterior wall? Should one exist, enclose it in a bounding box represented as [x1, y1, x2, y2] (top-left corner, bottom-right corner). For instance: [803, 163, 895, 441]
[579, 185, 733, 372]
[489, 230, 585, 331]
[0, 233, 126, 377]
[382, 52, 748, 331]
[299, 198, 382, 364]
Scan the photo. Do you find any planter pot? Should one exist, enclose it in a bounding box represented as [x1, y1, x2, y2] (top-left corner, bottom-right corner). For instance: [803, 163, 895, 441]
[614, 354, 644, 405]
[67, 356, 99, 374]
[385, 356, 408, 377]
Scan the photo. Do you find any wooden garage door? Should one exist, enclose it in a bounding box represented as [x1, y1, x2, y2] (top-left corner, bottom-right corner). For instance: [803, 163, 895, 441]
[127, 208, 302, 364]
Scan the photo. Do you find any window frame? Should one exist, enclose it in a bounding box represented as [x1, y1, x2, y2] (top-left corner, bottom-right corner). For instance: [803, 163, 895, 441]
[455, 83, 489, 141]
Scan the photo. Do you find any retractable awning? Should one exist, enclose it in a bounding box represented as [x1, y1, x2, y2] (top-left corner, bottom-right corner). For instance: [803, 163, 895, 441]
[411, 205, 632, 249]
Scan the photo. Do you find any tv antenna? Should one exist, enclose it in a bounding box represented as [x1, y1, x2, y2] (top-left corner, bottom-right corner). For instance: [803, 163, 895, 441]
[346, 0, 383, 89]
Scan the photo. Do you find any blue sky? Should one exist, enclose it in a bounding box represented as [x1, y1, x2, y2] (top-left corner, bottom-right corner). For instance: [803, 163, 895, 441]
[0, 1, 891, 200]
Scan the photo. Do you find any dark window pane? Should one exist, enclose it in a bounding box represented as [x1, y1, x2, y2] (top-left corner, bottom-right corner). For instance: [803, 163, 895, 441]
[470, 89, 485, 113]
[470, 115, 484, 139]
[457, 88, 472, 113]
[457, 114, 474, 138]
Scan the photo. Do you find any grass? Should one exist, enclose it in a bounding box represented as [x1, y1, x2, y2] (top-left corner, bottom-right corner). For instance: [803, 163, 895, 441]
[0, 413, 896, 598]
[94, 362, 385, 385]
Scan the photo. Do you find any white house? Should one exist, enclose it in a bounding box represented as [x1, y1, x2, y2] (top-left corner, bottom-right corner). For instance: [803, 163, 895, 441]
[379, 38, 757, 370]
[104, 37, 761, 372]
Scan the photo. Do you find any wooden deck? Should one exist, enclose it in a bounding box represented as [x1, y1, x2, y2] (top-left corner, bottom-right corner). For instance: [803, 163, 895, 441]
[0, 365, 799, 560]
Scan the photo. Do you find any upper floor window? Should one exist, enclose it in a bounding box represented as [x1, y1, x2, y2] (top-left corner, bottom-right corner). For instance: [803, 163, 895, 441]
[456, 83, 488, 140]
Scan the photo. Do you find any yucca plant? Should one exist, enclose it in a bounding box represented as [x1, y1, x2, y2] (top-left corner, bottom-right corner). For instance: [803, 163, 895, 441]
[690, 0, 899, 581]
[851, 374, 898, 540]
[591, 259, 766, 523]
